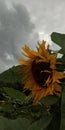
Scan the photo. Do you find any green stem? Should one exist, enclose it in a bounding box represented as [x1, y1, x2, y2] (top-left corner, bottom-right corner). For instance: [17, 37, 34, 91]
[60, 89, 65, 130]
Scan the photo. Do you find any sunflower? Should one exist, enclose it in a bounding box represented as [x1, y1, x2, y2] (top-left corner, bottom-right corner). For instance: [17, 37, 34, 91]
[19, 40, 65, 104]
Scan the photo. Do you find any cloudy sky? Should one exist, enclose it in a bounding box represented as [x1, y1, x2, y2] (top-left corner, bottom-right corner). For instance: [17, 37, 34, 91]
[0, 0, 65, 73]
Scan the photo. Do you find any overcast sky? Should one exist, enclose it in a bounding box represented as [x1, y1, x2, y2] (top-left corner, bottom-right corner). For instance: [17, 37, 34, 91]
[0, 0, 65, 73]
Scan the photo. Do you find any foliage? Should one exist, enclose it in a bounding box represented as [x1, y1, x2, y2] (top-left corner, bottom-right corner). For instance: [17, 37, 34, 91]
[51, 32, 65, 54]
[0, 65, 24, 90]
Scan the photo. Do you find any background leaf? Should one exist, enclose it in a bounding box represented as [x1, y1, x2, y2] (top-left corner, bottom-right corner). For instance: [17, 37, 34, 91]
[61, 54, 65, 63]
[0, 65, 24, 91]
[51, 32, 65, 54]
[56, 62, 65, 71]
[3, 87, 26, 103]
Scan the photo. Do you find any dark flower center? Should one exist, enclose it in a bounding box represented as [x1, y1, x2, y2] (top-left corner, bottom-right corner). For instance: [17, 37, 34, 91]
[31, 60, 52, 87]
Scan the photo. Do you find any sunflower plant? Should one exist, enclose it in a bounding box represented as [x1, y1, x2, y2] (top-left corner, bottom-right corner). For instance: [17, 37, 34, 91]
[0, 32, 65, 130]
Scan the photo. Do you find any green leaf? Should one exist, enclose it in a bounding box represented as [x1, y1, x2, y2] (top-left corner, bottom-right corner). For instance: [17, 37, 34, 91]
[51, 32, 65, 54]
[28, 114, 52, 130]
[40, 95, 59, 105]
[61, 54, 65, 63]
[1, 103, 14, 111]
[3, 87, 26, 103]
[56, 63, 65, 71]
[0, 116, 30, 130]
[0, 115, 52, 130]
[60, 86, 65, 130]
[46, 111, 61, 130]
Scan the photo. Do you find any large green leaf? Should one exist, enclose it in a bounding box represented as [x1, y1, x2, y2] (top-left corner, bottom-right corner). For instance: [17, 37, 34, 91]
[40, 95, 59, 105]
[0, 116, 30, 130]
[0, 114, 53, 130]
[28, 114, 52, 130]
[51, 32, 65, 54]
[3, 87, 26, 103]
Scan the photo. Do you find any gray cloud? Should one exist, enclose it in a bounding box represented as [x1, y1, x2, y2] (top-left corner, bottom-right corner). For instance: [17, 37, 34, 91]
[0, 0, 39, 73]
[20, 0, 65, 34]
[1, 0, 65, 73]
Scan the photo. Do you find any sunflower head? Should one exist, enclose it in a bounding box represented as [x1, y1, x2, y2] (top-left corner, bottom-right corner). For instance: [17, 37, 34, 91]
[19, 40, 65, 104]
